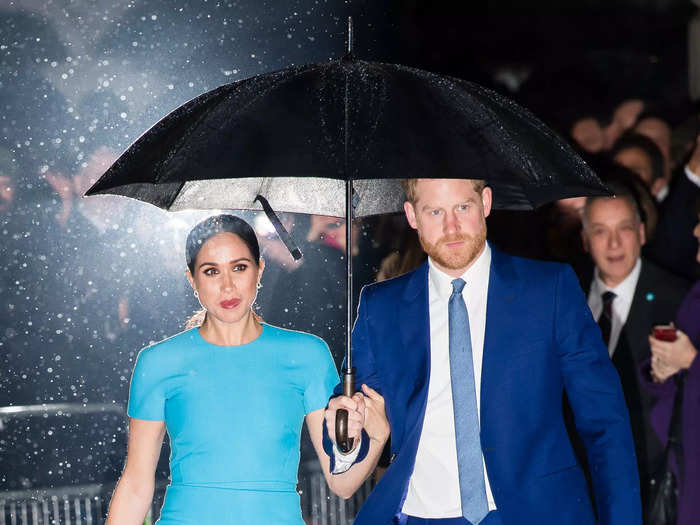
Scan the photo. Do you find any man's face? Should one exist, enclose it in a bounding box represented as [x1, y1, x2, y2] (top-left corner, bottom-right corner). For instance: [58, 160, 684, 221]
[582, 197, 645, 287]
[634, 117, 671, 164]
[613, 146, 654, 188]
[404, 179, 491, 277]
[571, 118, 605, 153]
[603, 99, 645, 150]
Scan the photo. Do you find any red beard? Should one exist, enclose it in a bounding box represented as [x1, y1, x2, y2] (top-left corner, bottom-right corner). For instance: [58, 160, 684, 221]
[418, 224, 487, 272]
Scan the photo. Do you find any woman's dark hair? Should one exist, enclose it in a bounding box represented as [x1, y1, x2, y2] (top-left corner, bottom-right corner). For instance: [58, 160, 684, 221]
[186, 214, 260, 272]
[610, 132, 665, 183]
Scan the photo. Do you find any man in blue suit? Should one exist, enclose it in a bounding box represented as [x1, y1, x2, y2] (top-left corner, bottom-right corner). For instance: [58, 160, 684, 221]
[323, 178, 641, 525]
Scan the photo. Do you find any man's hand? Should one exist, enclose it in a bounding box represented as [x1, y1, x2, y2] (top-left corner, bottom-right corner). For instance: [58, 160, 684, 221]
[649, 329, 698, 382]
[325, 392, 366, 448]
[361, 384, 390, 445]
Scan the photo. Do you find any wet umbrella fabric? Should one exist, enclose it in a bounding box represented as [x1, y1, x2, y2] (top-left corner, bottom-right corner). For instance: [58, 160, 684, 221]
[85, 57, 608, 213]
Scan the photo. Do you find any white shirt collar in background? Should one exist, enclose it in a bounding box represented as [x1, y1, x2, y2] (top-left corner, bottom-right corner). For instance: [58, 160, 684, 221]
[588, 258, 642, 356]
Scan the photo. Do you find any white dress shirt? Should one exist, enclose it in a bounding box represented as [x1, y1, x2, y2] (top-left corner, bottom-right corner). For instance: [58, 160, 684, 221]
[685, 164, 700, 188]
[587, 258, 642, 356]
[333, 245, 496, 517]
[401, 244, 496, 518]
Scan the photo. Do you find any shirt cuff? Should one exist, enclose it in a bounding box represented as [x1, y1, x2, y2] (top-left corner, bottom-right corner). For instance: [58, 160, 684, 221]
[331, 436, 362, 474]
[684, 164, 700, 188]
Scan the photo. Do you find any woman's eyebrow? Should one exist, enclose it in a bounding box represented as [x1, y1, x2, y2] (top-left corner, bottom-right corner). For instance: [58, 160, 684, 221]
[197, 257, 252, 269]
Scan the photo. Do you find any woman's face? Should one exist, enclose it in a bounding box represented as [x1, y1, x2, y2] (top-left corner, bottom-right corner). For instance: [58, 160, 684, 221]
[187, 232, 264, 326]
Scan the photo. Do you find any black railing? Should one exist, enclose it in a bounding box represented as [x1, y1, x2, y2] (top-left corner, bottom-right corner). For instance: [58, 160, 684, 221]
[1, 404, 373, 525]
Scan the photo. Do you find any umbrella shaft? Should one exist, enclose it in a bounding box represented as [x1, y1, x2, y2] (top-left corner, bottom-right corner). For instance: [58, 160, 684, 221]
[346, 180, 353, 370]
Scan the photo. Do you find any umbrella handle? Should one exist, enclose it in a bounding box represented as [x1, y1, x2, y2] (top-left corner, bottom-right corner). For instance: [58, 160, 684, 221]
[335, 367, 356, 454]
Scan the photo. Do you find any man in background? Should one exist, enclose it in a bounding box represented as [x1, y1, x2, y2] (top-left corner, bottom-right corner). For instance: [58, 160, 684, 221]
[581, 180, 688, 508]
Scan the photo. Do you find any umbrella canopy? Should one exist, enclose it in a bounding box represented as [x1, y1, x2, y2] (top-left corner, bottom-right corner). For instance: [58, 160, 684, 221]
[86, 57, 607, 213]
[86, 51, 609, 453]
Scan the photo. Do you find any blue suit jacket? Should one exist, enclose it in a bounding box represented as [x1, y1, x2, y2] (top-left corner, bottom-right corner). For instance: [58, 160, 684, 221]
[324, 247, 641, 525]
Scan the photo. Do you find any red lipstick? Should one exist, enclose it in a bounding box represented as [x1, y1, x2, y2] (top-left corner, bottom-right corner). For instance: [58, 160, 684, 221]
[220, 298, 241, 309]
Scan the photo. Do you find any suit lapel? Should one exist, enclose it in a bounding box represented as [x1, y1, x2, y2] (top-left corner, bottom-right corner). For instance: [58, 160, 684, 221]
[395, 261, 431, 446]
[619, 261, 652, 364]
[481, 248, 521, 433]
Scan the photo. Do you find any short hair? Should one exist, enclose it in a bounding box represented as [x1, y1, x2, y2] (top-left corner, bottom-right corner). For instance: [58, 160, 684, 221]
[634, 111, 671, 129]
[401, 178, 486, 204]
[582, 177, 645, 230]
[610, 132, 665, 183]
[185, 214, 260, 273]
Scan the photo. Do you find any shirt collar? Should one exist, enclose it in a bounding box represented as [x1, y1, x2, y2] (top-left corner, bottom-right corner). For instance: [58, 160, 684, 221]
[592, 257, 642, 303]
[428, 242, 492, 300]
[685, 164, 700, 189]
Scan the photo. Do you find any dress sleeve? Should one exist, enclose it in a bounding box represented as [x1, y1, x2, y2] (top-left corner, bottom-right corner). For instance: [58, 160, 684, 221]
[127, 347, 167, 421]
[303, 337, 339, 415]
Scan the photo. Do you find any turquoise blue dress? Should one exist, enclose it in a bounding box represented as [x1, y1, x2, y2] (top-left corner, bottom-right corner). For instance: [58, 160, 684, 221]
[127, 323, 338, 525]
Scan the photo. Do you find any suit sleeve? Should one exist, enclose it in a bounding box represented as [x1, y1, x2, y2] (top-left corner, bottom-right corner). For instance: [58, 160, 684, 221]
[554, 265, 642, 525]
[322, 285, 377, 471]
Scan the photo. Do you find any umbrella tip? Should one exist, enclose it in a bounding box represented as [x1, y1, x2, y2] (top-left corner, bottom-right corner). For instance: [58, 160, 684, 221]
[345, 16, 353, 58]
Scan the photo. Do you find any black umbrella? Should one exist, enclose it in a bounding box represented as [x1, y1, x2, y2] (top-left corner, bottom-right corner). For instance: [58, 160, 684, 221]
[86, 24, 608, 451]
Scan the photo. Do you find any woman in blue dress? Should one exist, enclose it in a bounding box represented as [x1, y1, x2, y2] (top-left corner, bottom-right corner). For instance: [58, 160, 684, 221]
[106, 214, 389, 525]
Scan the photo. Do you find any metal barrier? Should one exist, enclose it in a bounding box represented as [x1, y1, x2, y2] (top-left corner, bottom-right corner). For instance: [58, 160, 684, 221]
[1, 405, 373, 524]
[299, 461, 373, 525]
[0, 484, 109, 525]
[1, 469, 373, 525]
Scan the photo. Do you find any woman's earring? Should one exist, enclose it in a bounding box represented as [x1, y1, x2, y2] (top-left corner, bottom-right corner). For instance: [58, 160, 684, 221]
[256, 281, 262, 290]
[194, 290, 199, 299]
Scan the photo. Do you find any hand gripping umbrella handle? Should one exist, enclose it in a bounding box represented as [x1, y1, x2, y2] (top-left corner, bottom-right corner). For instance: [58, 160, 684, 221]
[335, 367, 356, 454]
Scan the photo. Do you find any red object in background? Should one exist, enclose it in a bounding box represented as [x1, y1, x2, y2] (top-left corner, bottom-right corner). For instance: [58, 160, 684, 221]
[653, 325, 677, 342]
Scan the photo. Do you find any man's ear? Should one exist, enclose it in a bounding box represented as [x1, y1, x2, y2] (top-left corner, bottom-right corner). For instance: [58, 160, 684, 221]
[404, 201, 418, 230]
[481, 186, 493, 218]
[639, 221, 646, 246]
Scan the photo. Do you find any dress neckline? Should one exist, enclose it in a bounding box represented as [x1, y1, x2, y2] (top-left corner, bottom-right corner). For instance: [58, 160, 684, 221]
[194, 323, 266, 349]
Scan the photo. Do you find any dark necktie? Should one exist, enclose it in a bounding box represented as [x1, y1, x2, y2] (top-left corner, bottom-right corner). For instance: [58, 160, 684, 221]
[598, 291, 616, 347]
[449, 278, 489, 525]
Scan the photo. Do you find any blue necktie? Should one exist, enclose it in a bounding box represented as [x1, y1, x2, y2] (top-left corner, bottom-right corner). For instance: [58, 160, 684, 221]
[449, 278, 489, 525]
